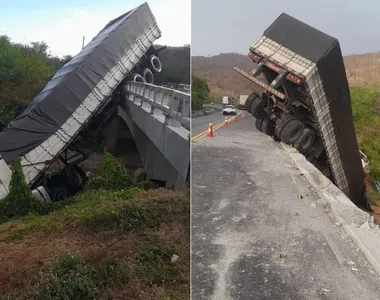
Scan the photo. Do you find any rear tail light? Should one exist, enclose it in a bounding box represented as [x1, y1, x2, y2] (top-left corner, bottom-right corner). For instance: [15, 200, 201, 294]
[248, 51, 262, 63]
[286, 73, 302, 85]
[265, 61, 281, 72]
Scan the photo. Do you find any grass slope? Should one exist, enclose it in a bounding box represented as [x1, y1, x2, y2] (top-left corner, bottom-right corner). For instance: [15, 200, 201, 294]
[0, 154, 189, 300]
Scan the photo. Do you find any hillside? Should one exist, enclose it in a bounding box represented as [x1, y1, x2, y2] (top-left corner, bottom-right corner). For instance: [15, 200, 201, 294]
[192, 52, 380, 99]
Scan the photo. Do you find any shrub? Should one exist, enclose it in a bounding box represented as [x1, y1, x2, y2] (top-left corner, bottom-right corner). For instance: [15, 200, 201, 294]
[87, 152, 134, 190]
[39, 252, 131, 300]
[0, 157, 51, 220]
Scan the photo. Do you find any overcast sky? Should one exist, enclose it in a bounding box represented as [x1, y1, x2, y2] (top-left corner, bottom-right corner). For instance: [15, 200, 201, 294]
[192, 0, 380, 57]
[0, 0, 190, 57]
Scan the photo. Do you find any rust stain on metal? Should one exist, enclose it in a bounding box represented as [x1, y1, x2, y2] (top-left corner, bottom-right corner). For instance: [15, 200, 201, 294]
[233, 67, 286, 100]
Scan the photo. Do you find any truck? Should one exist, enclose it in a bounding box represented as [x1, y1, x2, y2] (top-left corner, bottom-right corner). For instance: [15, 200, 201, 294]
[237, 95, 249, 110]
[0, 2, 163, 202]
[222, 96, 229, 105]
[234, 13, 368, 209]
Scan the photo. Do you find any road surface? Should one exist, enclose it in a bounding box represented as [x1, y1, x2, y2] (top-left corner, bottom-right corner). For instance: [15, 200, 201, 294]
[192, 105, 232, 137]
[191, 114, 380, 300]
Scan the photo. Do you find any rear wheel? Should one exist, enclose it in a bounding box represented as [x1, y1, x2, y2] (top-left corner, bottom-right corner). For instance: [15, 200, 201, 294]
[132, 73, 146, 83]
[274, 115, 297, 138]
[143, 68, 154, 84]
[50, 187, 71, 202]
[255, 118, 264, 132]
[250, 96, 267, 119]
[296, 129, 315, 154]
[245, 92, 258, 112]
[65, 165, 87, 192]
[280, 120, 305, 145]
[261, 116, 275, 136]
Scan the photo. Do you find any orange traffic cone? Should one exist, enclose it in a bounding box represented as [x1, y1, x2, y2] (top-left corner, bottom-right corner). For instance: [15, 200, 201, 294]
[207, 122, 214, 137]
[224, 117, 228, 126]
[233, 115, 237, 123]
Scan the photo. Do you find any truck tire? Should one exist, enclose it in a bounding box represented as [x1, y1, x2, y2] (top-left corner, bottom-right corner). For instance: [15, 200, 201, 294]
[296, 129, 315, 154]
[143, 68, 154, 84]
[250, 96, 267, 119]
[261, 116, 275, 136]
[280, 119, 305, 145]
[274, 115, 298, 140]
[65, 165, 87, 192]
[245, 92, 258, 112]
[149, 55, 162, 73]
[133, 73, 146, 83]
[50, 186, 71, 202]
[255, 118, 264, 132]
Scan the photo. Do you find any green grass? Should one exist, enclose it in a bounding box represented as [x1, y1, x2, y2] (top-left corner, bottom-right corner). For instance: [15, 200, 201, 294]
[1, 187, 170, 240]
[351, 87, 380, 177]
[135, 236, 180, 284]
[350, 86, 380, 204]
[37, 252, 131, 300]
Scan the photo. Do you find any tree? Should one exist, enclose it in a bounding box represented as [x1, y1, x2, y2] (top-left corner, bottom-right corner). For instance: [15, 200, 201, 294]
[0, 36, 61, 131]
[192, 73, 210, 111]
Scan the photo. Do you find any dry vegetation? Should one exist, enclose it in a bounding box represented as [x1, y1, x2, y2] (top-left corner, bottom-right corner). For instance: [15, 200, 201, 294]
[0, 155, 189, 300]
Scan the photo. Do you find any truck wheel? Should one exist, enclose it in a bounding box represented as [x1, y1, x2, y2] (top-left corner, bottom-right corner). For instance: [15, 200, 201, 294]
[65, 165, 87, 192]
[274, 115, 298, 140]
[149, 55, 162, 73]
[255, 118, 264, 132]
[280, 120, 305, 145]
[245, 92, 258, 112]
[250, 96, 267, 119]
[133, 73, 146, 83]
[261, 116, 275, 136]
[296, 129, 315, 154]
[143, 68, 154, 84]
[50, 187, 71, 202]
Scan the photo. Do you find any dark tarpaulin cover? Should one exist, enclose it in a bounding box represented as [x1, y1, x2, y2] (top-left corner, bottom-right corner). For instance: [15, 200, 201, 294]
[264, 13, 367, 208]
[0, 2, 155, 164]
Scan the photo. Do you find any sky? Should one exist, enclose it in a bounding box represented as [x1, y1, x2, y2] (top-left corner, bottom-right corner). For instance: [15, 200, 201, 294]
[0, 0, 190, 57]
[192, 0, 380, 57]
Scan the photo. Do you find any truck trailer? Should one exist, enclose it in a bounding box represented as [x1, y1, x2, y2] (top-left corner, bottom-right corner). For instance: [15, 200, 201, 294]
[235, 13, 368, 209]
[0, 2, 163, 201]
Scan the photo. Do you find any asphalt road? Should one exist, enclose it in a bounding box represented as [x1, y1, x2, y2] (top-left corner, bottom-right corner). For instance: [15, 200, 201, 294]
[191, 110, 243, 137]
[191, 114, 380, 300]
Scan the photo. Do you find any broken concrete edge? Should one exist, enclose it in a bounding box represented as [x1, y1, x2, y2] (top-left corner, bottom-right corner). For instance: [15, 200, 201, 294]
[280, 142, 380, 277]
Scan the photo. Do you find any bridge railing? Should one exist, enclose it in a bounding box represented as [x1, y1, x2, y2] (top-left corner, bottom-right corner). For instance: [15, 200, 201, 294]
[124, 81, 190, 131]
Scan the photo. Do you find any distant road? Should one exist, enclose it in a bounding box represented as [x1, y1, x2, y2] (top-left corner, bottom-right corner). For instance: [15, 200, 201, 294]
[191, 104, 241, 137]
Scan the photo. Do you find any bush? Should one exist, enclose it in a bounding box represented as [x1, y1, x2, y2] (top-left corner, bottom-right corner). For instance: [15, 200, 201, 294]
[351, 87, 380, 181]
[87, 152, 134, 190]
[136, 237, 179, 283]
[39, 252, 131, 300]
[0, 157, 51, 221]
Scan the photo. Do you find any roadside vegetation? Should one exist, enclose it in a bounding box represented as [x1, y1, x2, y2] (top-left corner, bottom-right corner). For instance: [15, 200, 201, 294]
[0, 153, 189, 299]
[350, 86, 380, 205]
[192, 73, 211, 111]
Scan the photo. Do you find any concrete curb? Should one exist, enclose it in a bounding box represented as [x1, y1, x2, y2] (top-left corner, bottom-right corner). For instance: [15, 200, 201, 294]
[281, 143, 380, 277]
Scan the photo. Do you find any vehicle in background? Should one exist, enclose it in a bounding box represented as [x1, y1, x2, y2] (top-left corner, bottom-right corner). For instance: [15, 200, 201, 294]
[223, 105, 237, 115]
[234, 13, 368, 209]
[222, 96, 230, 105]
[237, 95, 249, 110]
